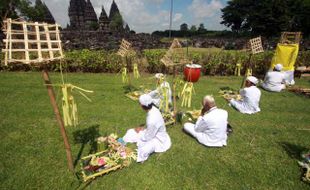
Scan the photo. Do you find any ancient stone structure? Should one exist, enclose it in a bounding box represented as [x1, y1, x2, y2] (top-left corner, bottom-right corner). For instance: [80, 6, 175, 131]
[98, 6, 110, 31]
[35, 0, 55, 24]
[68, 0, 125, 31]
[68, 0, 86, 29]
[84, 0, 98, 30]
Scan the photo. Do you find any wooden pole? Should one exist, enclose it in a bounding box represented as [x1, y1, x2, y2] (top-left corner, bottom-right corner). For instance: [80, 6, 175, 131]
[173, 65, 177, 121]
[42, 69, 74, 172]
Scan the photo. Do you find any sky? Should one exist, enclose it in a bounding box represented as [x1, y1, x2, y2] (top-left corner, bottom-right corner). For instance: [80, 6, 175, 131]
[30, 0, 229, 33]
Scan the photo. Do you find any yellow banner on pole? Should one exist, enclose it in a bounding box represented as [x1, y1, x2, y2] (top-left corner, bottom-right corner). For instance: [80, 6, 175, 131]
[270, 43, 299, 71]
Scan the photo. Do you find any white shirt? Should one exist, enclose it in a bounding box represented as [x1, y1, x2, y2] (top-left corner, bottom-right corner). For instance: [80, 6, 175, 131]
[139, 106, 171, 152]
[262, 71, 286, 92]
[230, 86, 261, 114]
[193, 107, 228, 147]
[148, 81, 172, 107]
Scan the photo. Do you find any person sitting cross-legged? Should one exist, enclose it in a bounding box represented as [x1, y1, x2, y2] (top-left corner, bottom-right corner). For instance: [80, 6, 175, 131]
[123, 94, 171, 162]
[228, 76, 261, 114]
[183, 95, 228, 147]
[261, 63, 286, 92]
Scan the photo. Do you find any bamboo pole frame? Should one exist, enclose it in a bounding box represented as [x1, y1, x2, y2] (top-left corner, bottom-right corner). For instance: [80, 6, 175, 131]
[1, 18, 73, 171]
[240, 36, 264, 88]
[2, 18, 63, 65]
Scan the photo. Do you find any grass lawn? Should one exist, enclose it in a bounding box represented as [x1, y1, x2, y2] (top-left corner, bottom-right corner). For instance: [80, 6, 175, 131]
[0, 72, 309, 190]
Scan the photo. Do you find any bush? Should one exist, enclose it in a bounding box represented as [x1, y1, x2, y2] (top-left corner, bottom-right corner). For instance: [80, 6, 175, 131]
[1, 49, 309, 76]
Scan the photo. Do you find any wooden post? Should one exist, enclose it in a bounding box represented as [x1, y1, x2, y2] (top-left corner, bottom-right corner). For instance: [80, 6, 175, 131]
[173, 66, 177, 118]
[42, 69, 74, 172]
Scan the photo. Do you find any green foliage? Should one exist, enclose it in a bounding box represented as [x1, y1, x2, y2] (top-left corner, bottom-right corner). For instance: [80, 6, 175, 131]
[180, 23, 188, 31]
[221, 0, 310, 37]
[109, 13, 124, 31]
[1, 48, 310, 75]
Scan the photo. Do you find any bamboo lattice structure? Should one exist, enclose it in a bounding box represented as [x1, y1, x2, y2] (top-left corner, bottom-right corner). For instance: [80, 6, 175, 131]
[1, 18, 74, 171]
[160, 38, 192, 67]
[2, 18, 63, 65]
[280, 32, 302, 44]
[249, 36, 264, 55]
[117, 39, 133, 57]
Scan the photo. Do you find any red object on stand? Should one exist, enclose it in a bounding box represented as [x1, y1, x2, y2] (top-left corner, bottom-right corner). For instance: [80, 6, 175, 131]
[184, 64, 202, 82]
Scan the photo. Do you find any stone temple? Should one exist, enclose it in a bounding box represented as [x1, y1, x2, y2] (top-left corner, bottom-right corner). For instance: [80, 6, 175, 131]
[68, 0, 127, 32]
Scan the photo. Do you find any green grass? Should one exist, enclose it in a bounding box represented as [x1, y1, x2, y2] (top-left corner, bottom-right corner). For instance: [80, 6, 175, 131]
[0, 72, 309, 190]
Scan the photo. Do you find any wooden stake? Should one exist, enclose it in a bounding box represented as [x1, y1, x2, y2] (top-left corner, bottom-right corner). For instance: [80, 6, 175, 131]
[173, 65, 177, 121]
[42, 69, 74, 172]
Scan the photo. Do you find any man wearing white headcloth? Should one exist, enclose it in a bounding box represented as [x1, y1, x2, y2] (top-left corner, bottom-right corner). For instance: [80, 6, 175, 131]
[261, 63, 286, 92]
[148, 73, 172, 109]
[228, 76, 261, 114]
[123, 94, 171, 162]
[183, 95, 228, 147]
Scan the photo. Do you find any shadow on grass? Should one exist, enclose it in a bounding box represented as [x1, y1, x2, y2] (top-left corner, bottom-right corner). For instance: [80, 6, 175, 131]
[279, 142, 308, 160]
[123, 84, 138, 94]
[73, 125, 101, 168]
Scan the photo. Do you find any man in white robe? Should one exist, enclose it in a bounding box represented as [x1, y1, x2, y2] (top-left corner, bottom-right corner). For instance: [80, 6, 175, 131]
[229, 76, 261, 114]
[148, 73, 172, 108]
[261, 64, 286, 92]
[183, 95, 228, 147]
[123, 94, 171, 162]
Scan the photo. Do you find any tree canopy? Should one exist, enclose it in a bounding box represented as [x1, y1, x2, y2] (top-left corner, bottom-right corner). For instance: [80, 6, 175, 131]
[1, 0, 54, 26]
[221, 0, 310, 37]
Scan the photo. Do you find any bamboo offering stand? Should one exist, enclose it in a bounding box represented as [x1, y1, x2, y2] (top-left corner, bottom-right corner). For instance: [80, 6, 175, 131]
[240, 36, 264, 88]
[160, 38, 192, 119]
[2, 18, 74, 171]
[280, 32, 302, 44]
[116, 39, 140, 84]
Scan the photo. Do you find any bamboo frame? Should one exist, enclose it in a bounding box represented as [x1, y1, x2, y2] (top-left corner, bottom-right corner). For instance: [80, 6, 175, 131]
[160, 38, 192, 67]
[2, 18, 74, 172]
[240, 37, 264, 88]
[280, 32, 302, 44]
[2, 18, 63, 65]
[117, 39, 132, 57]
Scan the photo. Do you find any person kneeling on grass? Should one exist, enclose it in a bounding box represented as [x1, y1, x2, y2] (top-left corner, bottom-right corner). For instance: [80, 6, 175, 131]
[183, 95, 228, 147]
[261, 63, 286, 92]
[228, 76, 261, 114]
[123, 94, 171, 162]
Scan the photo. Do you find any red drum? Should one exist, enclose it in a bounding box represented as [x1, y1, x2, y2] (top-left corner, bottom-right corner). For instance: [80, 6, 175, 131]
[184, 64, 202, 82]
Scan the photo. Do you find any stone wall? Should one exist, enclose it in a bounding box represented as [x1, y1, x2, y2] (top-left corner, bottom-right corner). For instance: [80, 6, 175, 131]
[61, 30, 167, 51]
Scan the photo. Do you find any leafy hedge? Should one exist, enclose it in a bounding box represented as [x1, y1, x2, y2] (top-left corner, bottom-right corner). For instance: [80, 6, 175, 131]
[1, 48, 309, 76]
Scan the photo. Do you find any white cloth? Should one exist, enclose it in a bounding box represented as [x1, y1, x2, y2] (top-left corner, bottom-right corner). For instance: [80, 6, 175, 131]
[247, 76, 258, 85]
[148, 81, 172, 107]
[183, 107, 228, 147]
[123, 106, 171, 162]
[229, 86, 261, 114]
[261, 71, 286, 92]
[284, 71, 295, 85]
[139, 94, 153, 106]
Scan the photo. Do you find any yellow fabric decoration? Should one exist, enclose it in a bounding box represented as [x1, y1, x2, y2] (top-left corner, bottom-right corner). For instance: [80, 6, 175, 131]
[121, 67, 128, 83]
[181, 82, 195, 108]
[270, 43, 299, 71]
[133, 63, 140, 79]
[61, 84, 93, 126]
[235, 63, 241, 76]
[159, 86, 170, 113]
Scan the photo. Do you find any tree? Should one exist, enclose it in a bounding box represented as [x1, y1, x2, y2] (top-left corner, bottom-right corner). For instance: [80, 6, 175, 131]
[198, 23, 207, 33]
[180, 23, 188, 31]
[190, 25, 197, 32]
[109, 12, 124, 31]
[221, 0, 310, 37]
